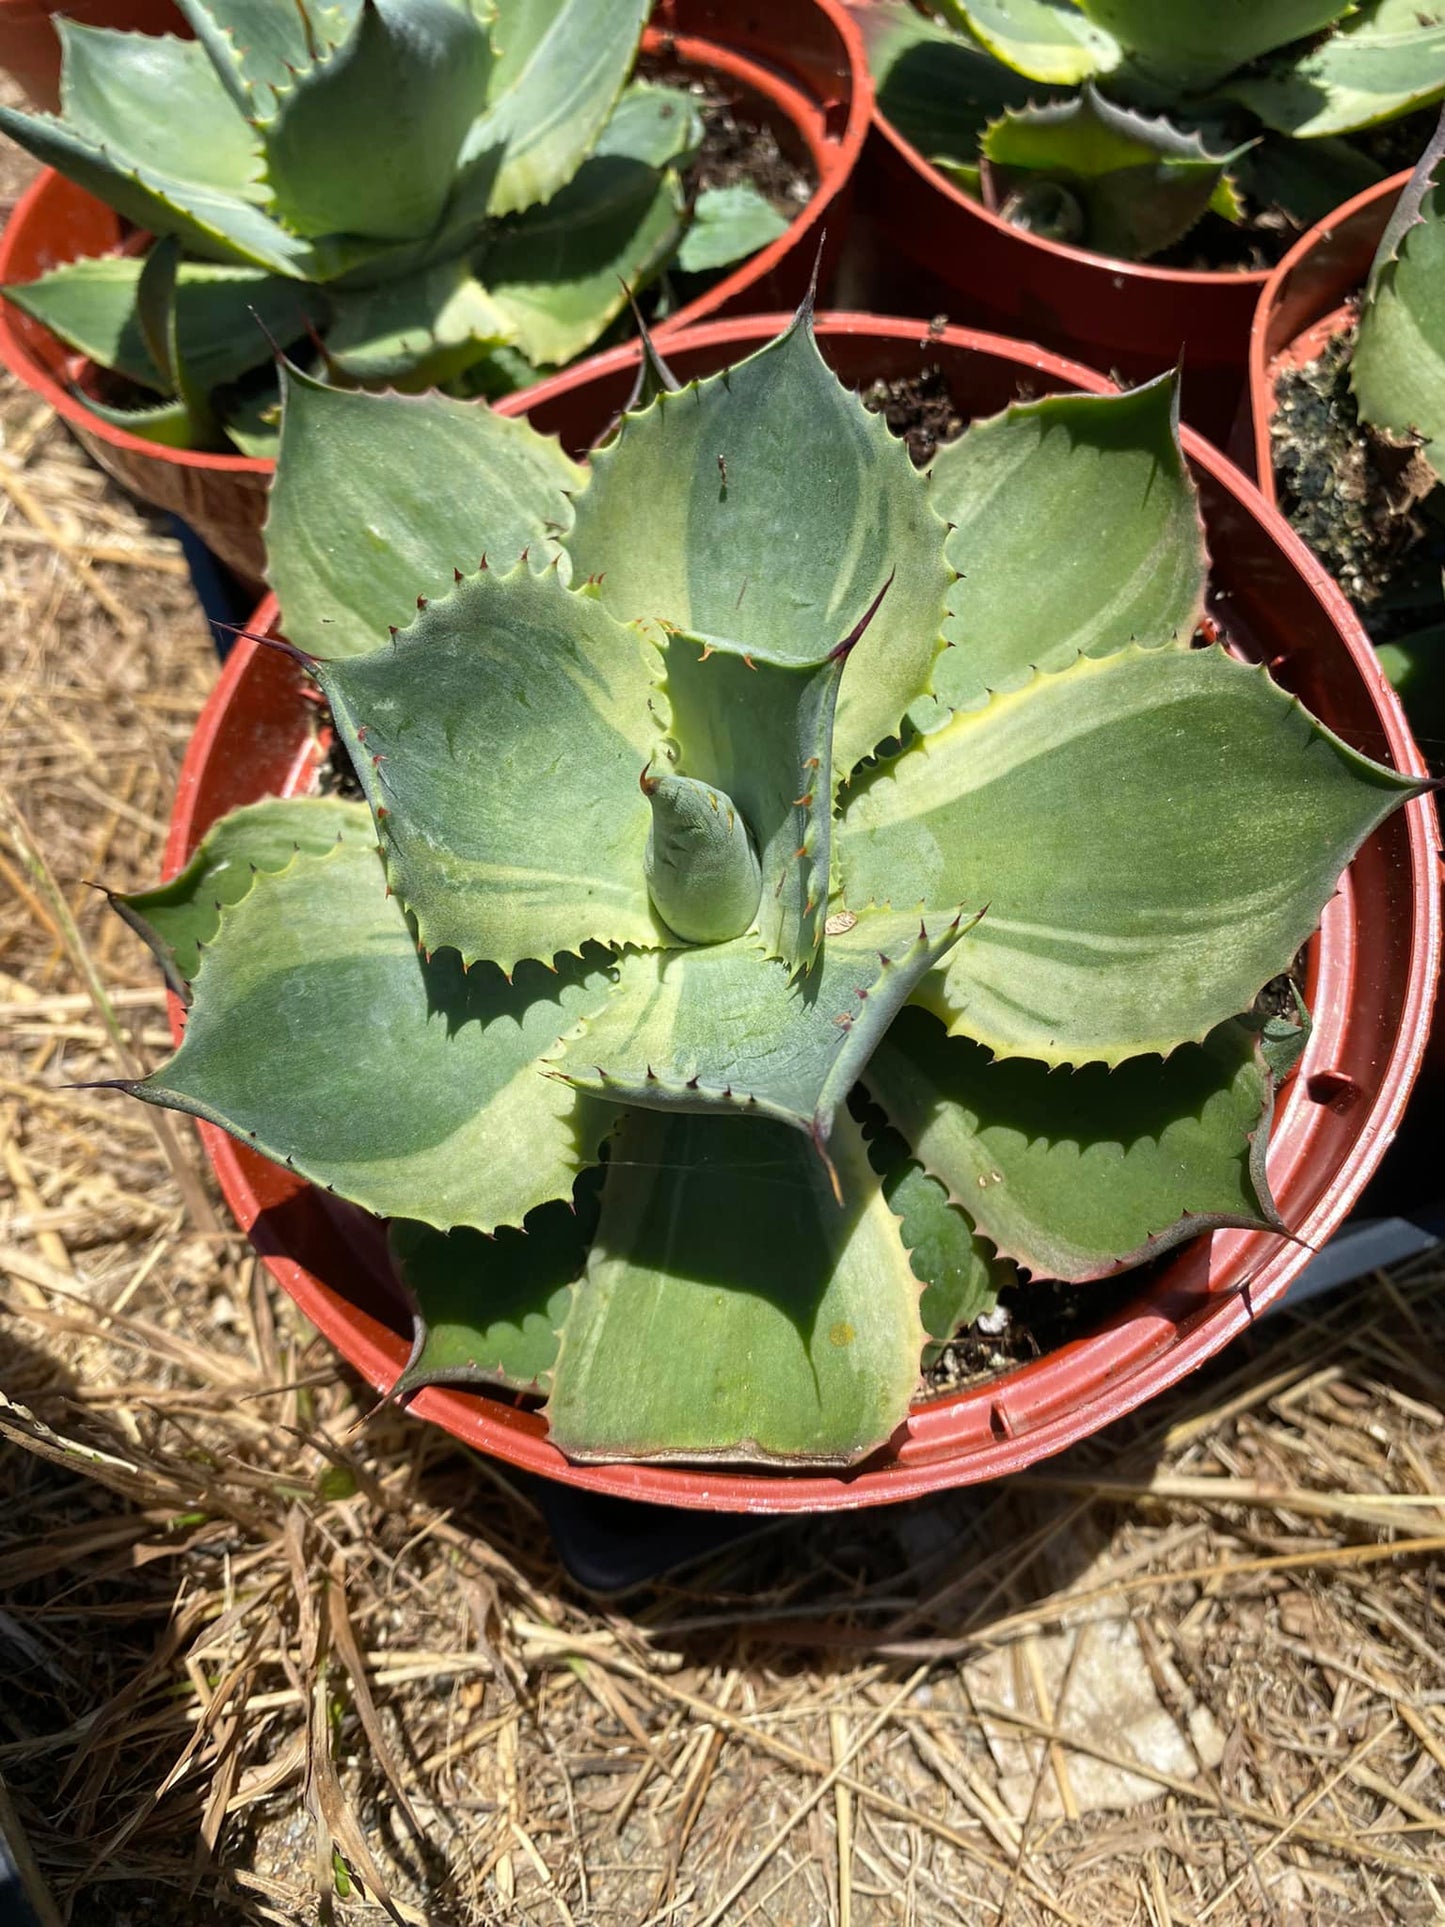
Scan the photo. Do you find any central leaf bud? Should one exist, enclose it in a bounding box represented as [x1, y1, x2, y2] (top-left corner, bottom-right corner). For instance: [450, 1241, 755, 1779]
[642, 769, 762, 944]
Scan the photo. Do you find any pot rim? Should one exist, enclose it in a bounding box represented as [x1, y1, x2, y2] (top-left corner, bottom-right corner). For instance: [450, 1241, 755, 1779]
[165, 309, 1441, 1513]
[0, 0, 868, 474]
[850, 0, 1272, 293]
[1246, 168, 1412, 499]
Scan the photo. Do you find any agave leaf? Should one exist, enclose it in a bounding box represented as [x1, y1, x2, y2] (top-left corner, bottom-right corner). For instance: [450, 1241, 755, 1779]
[0, 101, 315, 279]
[589, 80, 702, 172]
[486, 0, 559, 92]
[129, 839, 620, 1233]
[326, 256, 513, 387]
[456, 0, 651, 221]
[4, 255, 320, 400]
[658, 628, 862, 967]
[388, 1167, 604, 1394]
[114, 795, 372, 991]
[1228, 0, 1445, 138]
[260, 0, 493, 245]
[133, 237, 225, 448]
[921, 374, 1204, 723]
[934, 157, 988, 195]
[1354, 170, 1445, 483]
[857, 1101, 1008, 1355]
[567, 305, 952, 776]
[676, 185, 790, 275]
[58, 22, 264, 200]
[543, 1108, 925, 1466]
[1364, 104, 1445, 292]
[78, 393, 198, 447]
[175, 0, 360, 111]
[5, 257, 169, 393]
[982, 87, 1250, 260]
[1253, 983, 1312, 1081]
[482, 83, 699, 366]
[166, 266, 319, 393]
[940, 0, 1121, 86]
[222, 401, 281, 457]
[1077, 0, 1351, 91]
[859, 0, 1052, 172]
[837, 644, 1423, 1067]
[265, 363, 581, 659]
[553, 910, 971, 1164]
[317, 564, 667, 972]
[1377, 617, 1445, 739]
[867, 1006, 1278, 1281]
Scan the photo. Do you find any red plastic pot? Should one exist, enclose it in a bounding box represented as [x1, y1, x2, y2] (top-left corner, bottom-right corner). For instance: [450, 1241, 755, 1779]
[0, 0, 869, 587]
[0, 0, 186, 112]
[1244, 171, 1445, 1098]
[843, 0, 1268, 445]
[1246, 172, 1409, 504]
[161, 311, 1439, 1514]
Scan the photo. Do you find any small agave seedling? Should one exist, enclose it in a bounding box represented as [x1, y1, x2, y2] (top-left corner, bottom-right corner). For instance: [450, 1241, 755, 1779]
[861, 0, 1445, 260]
[109, 301, 1423, 1468]
[0, 0, 790, 452]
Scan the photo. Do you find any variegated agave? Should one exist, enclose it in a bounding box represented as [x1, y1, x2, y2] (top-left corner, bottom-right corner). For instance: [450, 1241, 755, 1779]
[860, 0, 1445, 261]
[0, 0, 790, 452]
[111, 305, 1422, 1468]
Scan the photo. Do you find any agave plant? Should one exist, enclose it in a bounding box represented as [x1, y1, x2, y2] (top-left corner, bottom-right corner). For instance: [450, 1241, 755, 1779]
[108, 304, 1421, 1467]
[861, 0, 1445, 261]
[1285, 108, 1445, 710]
[0, 0, 790, 452]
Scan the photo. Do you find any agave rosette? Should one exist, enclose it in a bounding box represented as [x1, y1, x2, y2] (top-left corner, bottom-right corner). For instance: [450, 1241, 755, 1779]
[111, 306, 1423, 1467]
[0, 0, 791, 451]
[860, 0, 1445, 261]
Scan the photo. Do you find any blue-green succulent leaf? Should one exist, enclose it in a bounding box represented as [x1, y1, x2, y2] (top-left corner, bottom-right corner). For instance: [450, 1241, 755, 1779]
[266, 363, 582, 658]
[567, 304, 952, 776]
[131, 838, 620, 1233]
[866, 1006, 1279, 1281]
[316, 563, 668, 971]
[543, 1107, 926, 1467]
[676, 184, 790, 274]
[260, 0, 494, 244]
[1228, 0, 1445, 138]
[456, 0, 651, 220]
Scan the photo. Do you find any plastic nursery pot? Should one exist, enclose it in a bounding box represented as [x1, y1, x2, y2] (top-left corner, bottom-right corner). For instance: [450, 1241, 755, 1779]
[1243, 168, 1445, 1112]
[0, 0, 867, 591]
[840, 0, 1269, 447]
[1246, 172, 1410, 505]
[0, 0, 185, 112]
[162, 312, 1440, 1515]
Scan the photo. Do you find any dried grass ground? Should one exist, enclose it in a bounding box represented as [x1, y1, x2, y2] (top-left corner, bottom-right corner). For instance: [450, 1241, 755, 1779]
[1, 211, 1444, 1927]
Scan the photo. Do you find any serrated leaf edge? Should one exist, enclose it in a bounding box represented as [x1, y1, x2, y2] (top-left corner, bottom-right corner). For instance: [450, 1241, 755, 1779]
[318, 557, 670, 976]
[837, 641, 1425, 1070]
[864, 1034, 1286, 1285]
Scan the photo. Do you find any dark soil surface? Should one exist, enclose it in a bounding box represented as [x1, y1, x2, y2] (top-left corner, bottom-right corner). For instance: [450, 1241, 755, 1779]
[924, 1266, 1145, 1396]
[641, 55, 816, 221]
[1253, 962, 1308, 1027]
[315, 709, 365, 802]
[1272, 318, 1438, 619]
[860, 364, 966, 465]
[1150, 208, 1290, 275]
[1353, 103, 1445, 177]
